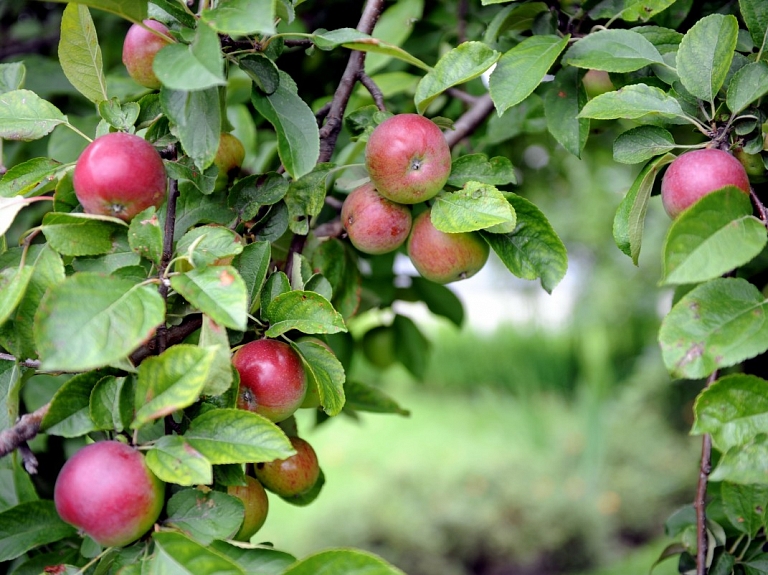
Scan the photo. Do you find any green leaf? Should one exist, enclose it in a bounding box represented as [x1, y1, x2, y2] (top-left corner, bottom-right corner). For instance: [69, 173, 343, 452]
[282, 549, 406, 575]
[0, 90, 67, 141]
[263, 290, 347, 338]
[164, 156, 218, 196]
[621, 0, 678, 21]
[98, 98, 140, 131]
[721, 482, 768, 535]
[432, 183, 516, 233]
[154, 22, 226, 91]
[480, 193, 567, 293]
[43, 0, 147, 22]
[202, 0, 276, 36]
[0, 361, 22, 434]
[676, 14, 738, 102]
[198, 315, 233, 397]
[562, 29, 665, 72]
[0, 158, 62, 198]
[284, 164, 333, 235]
[414, 41, 500, 114]
[295, 339, 345, 416]
[58, 3, 108, 104]
[613, 153, 675, 263]
[152, 531, 244, 575]
[659, 278, 768, 379]
[0, 62, 25, 94]
[171, 266, 248, 331]
[489, 35, 569, 115]
[145, 435, 213, 486]
[0, 266, 33, 328]
[344, 380, 410, 415]
[184, 408, 295, 464]
[238, 54, 280, 95]
[42, 371, 106, 437]
[208, 541, 295, 574]
[234, 241, 271, 313]
[35, 273, 165, 371]
[392, 314, 430, 379]
[410, 276, 464, 327]
[41, 212, 125, 257]
[133, 345, 215, 427]
[578, 83, 689, 124]
[726, 61, 768, 114]
[175, 186, 236, 239]
[0, 501, 76, 562]
[484, 3, 549, 44]
[311, 29, 431, 72]
[446, 154, 516, 187]
[364, 0, 424, 75]
[251, 72, 319, 180]
[177, 225, 244, 269]
[661, 187, 767, 285]
[613, 125, 675, 164]
[0, 451, 38, 512]
[90, 375, 133, 432]
[161, 87, 221, 171]
[740, 0, 768, 50]
[710, 433, 768, 485]
[543, 66, 589, 159]
[165, 489, 243, 545]
[128, 206, 164, 265]
[72, 230, 142, 275]
[228, 173, 288, 221]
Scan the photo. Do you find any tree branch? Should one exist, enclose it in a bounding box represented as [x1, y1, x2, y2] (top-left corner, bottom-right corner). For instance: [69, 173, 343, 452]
[696, 370, 718, 575]
[358, 72, 386, 111]
[0, 403, 50, 460]
[444, 93, 495, 149]
[155, 156, 179, 357]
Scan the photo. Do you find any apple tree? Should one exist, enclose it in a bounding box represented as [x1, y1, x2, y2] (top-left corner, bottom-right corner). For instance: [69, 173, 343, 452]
[0, 0, 767, 574]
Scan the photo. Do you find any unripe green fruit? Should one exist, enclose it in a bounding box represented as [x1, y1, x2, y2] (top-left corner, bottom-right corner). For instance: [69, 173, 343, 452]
[582, 69, 614, 98]
[361, 325, 397, 369]
[227, 476, 269, 542]
[734, 147, 767, 182]
[214, 133, 245, 191]
[254, 436, 320, 497]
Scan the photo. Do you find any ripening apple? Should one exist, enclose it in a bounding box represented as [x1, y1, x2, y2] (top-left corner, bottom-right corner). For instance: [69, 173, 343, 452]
[254, 436, 320, 497]
[54, 441, 165, 547]
[73, 132, 167, 222]
[234, 339, 308, 422]
[341, 182, 412, 254]
[122, 20, 172, 89]
[365, 114, 452, 204]
[734, 147, 767, 182]
[361, 325, 397, 369]
[661, 148, 751, 218]
[582, 69, 614, 98]
[227, 476, 269, 542]
[407, 209, 490, 284]
[214, 132, 246, 191]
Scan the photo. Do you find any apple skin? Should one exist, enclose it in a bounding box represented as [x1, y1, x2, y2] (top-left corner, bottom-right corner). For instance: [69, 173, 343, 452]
[54, 441, 165, 548]
[341, 182, 413, 254]
[214, 133, 246, 191]
[365, 114, 452, 204]
[254, 436, 320, 498]
[234, 339, 308, 423]
[227, 476, 269, 542]
[361, 325, 397, 369]
[582, 69, 614, 99]
[122, 20, 172, 89]
[661, 148, 751, 218]
[73, 132, 167, 222]
[734, 147, 767, 182]
[407, 209, 490, 284]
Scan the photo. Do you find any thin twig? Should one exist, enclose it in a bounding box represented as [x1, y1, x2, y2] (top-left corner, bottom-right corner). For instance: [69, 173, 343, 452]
[155, 167, 179, 357]
[696, 370, 719, 575]
[0, 354, 40, 369]
[0, 403, 50, 459]
[444, 93, 495, 149]
[750, 188, 768, 225]
[358, 72, 386, 111]
[129, 315, 204, 366]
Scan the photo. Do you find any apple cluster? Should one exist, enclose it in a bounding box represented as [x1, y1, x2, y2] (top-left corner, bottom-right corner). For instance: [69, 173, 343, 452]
[342, 113, 489, 284]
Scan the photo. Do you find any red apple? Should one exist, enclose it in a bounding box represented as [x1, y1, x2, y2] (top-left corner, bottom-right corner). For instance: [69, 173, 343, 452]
[365, 114, 452, 204]
[122, 20, 172, 89]
[341, 182, 413, 254]
[661, 148, 751, 218]
[73, 132, 167, 222]
[54, 441, 165, 547]
[254, 436, 320, 497]
[234, 339, 308, 422]
[214, 132, 246, 191]
[227, 476, 269, 541]
[407, 208, 490, 284]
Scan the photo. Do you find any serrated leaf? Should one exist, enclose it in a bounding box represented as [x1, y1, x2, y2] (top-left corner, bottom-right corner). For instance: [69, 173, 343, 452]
[578, 83, 689, 124]
[90, 375, 133, 432]
[543, 66, 589, 158]
[145, 435, 213, 486]
[490, 35, 569, 115]
[198, 315, 233, 397]
[133, 345, 215, 427]
[201, 0, 276, 36]
[710, 433, 768, 485]
[177, 225, 243, 269]
[0, 196, 34, 238]
[295, 339, 345, 416]
[364, 0, 424, 75]
[184, 408, 295, 464]
[727, 61, 768, 114]
[152, 531, 244, 575]
[661, 187, 767, 285]
[263, 290, 347, 337]
[0, 62, 25, 94]
[613, 153, 674, 263]
[165, 489, 243, 545]
[284, 164, 333, 235]
[0, 158, 62, 198]
[154, 22, 226, 91]
[659, 278, 768, 379]
[208, 541, 295, 574]
[447, 154, 516, 187]
[228, 173, 288, 221]
[164, 157, 217, 196]
[0, 266, 33, 328]
[0, 90, 67, 141]
[251, 72, 319, 180]
[415, 41, 500, 114]
[311, 29, 431, 72]
[35, 273, 165, 371]
[562, 29, 665, 72]
[432, 183, 516, 233]
[44, 0, 147, 22]
[128, 206, 163, 264]
[344, 380, 409, 415]
[41, 371, 107, 437]
[58, 3, 108, 104]
[740, 0, 768, 50]
[0, 501, 76, 562]
[161, 87, 221, 171]
[720, 482, 768, 535]
[480, 193, 567, 293]
[677, 14, 738, 102]
[98, 98, 140, 130]
[234, 241, 271, 313]
[621, 0, 677, 21]
[613, 125, 675, 164]
[41, 212, 125, 257]
[282, 549, 406, 575]
[238, 54, 280, 95]
[175, 186, 236, 238]
[170, 266, 248, 331]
